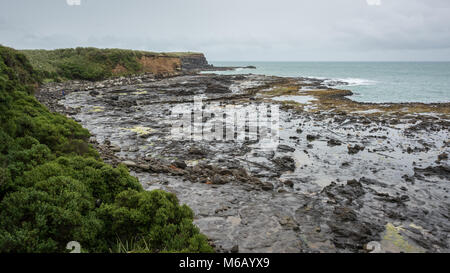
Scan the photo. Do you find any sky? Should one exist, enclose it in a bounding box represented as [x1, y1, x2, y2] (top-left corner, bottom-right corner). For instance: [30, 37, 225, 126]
[1, 0, 450, 61]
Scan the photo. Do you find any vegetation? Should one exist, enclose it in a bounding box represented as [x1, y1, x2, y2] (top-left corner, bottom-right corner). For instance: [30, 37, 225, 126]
[21, 48, 201, 82]
[0, 45, 213, 253]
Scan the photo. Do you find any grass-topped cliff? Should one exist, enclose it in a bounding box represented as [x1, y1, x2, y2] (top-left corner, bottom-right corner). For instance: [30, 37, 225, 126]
[21, 47, 207, 82]
[0, 45, 213, 253]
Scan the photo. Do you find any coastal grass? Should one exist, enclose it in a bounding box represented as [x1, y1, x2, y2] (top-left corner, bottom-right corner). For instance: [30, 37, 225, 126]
[21, 47, 201, 82]
[0, 45, 213, 253]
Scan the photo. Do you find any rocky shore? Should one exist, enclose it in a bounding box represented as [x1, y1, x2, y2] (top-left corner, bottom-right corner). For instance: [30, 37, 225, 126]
[36, 71, 450, 253]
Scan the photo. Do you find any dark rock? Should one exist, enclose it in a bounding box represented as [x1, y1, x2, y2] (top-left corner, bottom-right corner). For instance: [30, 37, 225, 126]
[414, 165, 450, 179]
[306, 134, 318, 142]
[277, 145, 295, 153]
[261, 182, 274, 191]
[212, 174, 228, 185]
[327, 138, 342, 146]
[359, 177, 388, 188]
[89, 90, 100, 96]
[230, 245, 239, 253]
[189, 146, 207, 157]
[438, 153, 448, 161]
[348, 144, 365, 155]
[334, 206, 357, 222]
[273, 156, 296, 172]
[284, 180, 294, 188]
[205, 83, 230, 94]
[341, 162, 351, 167]
[173, 160, 187, 169]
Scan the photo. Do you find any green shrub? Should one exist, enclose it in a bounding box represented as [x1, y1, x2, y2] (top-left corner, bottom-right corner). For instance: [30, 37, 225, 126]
[0, 177, 103, 253]
[57, 58, 109, 81]
[0, 45, 213, 253]
[99, 190, 213, 253]
[16, 156, 141, 203]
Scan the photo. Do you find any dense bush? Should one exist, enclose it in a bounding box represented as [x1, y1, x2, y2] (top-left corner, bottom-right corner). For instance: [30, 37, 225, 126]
[21, 47, 200, 82]
[99, 190, 213, 253]
[21, 48, 148, 81]
[0, 45, 213, 253]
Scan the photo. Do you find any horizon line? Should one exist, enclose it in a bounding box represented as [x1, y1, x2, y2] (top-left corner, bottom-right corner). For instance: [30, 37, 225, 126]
[210, 60, 450, 63]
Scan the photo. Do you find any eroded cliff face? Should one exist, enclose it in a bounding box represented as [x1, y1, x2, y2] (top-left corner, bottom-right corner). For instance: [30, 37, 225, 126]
[111, 53, 211, 76]
[180, 54, 212, 71]
[138, 56, 182, 74]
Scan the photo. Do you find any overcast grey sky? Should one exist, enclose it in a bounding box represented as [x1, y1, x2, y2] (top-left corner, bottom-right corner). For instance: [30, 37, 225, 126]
[1, 0, 450, 61]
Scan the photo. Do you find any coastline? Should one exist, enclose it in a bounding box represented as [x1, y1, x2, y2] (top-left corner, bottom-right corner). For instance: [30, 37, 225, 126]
[36, 70, 450, 253]
[205, 61, 450, 105]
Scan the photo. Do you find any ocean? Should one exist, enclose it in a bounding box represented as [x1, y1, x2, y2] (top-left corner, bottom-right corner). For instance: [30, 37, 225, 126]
[208, 62, 450, 104]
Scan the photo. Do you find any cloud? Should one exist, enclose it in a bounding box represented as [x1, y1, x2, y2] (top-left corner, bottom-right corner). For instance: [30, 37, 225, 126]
[366, 0, 381, 6]
[1, 0, 449, 61]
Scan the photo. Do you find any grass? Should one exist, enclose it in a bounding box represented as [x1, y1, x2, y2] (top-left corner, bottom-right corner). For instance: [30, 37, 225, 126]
[21, 47, 202, 82]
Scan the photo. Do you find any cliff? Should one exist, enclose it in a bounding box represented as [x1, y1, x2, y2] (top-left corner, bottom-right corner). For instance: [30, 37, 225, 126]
[21, 48, 211, 81]
[180, 53, 212, 71]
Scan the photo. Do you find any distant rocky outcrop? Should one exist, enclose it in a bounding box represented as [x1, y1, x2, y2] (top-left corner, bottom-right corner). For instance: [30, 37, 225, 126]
[180, 53, 212, 71]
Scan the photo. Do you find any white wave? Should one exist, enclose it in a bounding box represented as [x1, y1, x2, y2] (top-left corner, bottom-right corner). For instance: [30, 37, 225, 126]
[326, 78, 377, 87]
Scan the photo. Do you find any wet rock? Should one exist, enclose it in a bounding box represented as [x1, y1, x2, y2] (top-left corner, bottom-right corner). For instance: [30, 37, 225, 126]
[230, 245, 239, 253]
[205, 83, 230, 94]
[348, 144, 365, 155]
[341, 162, 351, 168]
[327, 219, 382, 252]
[438, 153, 448, 162]
[172, 160, 187, 169]
[334, 206, 357, 222]
[283, 180, 294, 188]
[41, 72, 450, 253]
[137, 164, 151, 171]
[273, 156, 296, 172]
[306, 134, 319, 142]
[128, 147, 139, 152]
[89, 90, 100, 96]
[189, 146, 207, 157]
[327, 138, 342, 146]
[261, 182, 274, 191]
[374, 192, 410, 205]
[322, 179, 365, 202]
[212, 174, 229, 185]
[277, 145, 296, 153]
[402, 174, 415, 183]
[215, 205, 230, 214]
[414, 165, 450, 179]
[121, 160, 137, 168]
[279, 216, 299, 230]
[359, 177, 388, 188]
[407, 147, 414, 154]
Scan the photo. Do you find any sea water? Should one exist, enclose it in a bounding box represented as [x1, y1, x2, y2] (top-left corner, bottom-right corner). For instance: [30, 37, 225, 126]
[208, 62, 450, 103]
